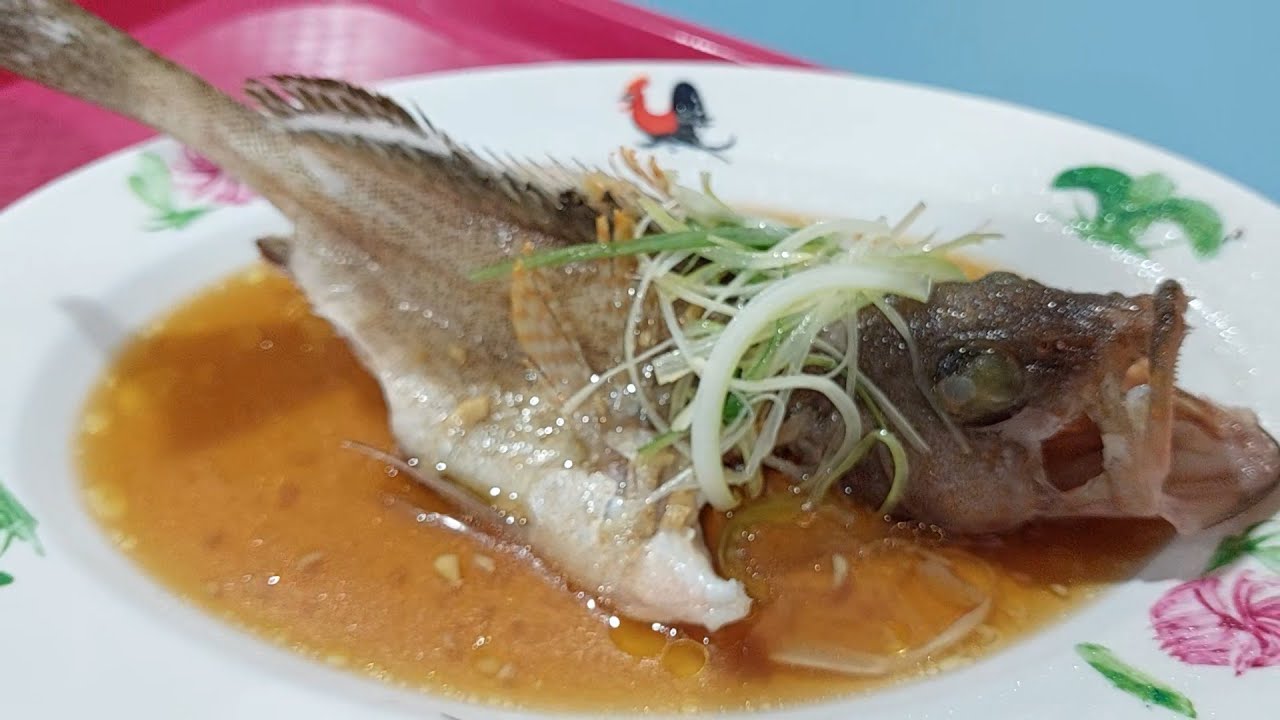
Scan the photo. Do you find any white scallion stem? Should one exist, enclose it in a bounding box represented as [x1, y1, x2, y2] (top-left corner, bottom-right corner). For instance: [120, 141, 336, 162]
[772, 218, 889, 255]
[857, 376, 929, 453]
[690, 265, 930, 509]
[889, 201, 926, 240]
[562, 337, 675, 416]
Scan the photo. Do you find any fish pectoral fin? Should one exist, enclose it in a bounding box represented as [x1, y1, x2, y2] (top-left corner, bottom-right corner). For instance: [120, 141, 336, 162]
[509, 262, 596, 406]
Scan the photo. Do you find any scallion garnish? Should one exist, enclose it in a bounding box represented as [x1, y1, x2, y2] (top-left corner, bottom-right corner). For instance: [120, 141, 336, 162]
[473, 167, 996, 514]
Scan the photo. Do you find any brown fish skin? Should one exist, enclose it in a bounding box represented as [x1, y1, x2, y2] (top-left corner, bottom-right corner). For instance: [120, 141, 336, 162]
[829, 272, 1280, 534]
[0, 0, 753, 630]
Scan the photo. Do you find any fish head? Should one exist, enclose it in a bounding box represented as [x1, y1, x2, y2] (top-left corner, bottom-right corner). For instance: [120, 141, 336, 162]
[844, 271, 1280, 535]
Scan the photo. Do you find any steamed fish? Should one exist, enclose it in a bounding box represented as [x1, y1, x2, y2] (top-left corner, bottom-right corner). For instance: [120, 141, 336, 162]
[3, 0, 1277, 634]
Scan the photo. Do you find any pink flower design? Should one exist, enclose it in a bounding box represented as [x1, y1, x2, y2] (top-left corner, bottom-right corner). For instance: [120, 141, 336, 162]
[1151, 570, 1280, 674]
[173, 147, 255, 205]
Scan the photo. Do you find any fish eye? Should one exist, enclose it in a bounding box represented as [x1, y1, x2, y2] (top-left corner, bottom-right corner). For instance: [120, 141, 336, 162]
[933, 344, 1027, 426]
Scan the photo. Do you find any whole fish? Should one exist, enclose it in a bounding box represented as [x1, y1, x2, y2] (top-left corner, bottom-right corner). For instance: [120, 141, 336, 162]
[2, 0, 1277, 634]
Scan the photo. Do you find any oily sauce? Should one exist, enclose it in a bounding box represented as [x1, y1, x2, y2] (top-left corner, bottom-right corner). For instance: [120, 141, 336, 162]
[76, 264, 1172, 712]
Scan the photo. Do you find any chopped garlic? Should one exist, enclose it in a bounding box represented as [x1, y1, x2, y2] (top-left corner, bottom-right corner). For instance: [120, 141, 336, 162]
[448, 344, 467, 365]
[447, 395, 491, 430]
[831, 553, 849, 589]
[434, 554, 462, 586]
[473, 554, 496, 573]
[659, 488, 697, 530]
[294, 550, 326, 572]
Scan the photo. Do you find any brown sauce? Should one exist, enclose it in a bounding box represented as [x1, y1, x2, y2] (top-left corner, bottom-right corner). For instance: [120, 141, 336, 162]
[75, 264, 1173, 712]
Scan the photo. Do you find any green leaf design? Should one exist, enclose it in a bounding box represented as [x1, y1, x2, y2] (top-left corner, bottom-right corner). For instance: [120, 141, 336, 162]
[1052, 166, 1134, 216]
[0, 481, 41, 559]
[1204, 520, 1275, 573]
[1139, 198, 1225, 258]
[0, 572, 12, 587]
[127, 152, 176, 212]
[1076, 643, 1197, 718]
[1251, 546, 1280, 573]
[127, 150, 220, 232]
[1128, 173, 1177, 206]
[1051, 166, 1229, 260]
[147, 207, 214, 231]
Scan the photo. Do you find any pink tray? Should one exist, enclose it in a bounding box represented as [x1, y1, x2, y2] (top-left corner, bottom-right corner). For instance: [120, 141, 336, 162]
[1, 0, 809, 208]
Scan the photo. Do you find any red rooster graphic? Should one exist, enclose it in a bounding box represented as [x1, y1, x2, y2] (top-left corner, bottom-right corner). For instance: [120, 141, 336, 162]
[622, 75, 736, 159]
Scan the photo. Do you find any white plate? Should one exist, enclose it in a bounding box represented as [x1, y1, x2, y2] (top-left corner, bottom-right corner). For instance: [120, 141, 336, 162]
[2, 61, 1278, 720]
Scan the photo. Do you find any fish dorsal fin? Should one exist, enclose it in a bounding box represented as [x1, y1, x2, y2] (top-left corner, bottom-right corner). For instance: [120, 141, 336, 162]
[250, 75, 423, 133]
[244, 75, 647, 244]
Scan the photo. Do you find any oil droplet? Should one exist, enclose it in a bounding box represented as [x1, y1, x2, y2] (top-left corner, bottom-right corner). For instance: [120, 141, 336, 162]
[661, 638, 708, 678]
[608, 617, 668, 658]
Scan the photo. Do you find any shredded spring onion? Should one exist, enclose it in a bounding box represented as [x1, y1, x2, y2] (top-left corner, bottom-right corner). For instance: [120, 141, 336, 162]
[472, 169, 996, 514]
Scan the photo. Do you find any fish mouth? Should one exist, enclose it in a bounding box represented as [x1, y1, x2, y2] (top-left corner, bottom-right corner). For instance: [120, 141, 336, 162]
[1039, 355, 1167, 495]
[1033, 280, 1280, 531]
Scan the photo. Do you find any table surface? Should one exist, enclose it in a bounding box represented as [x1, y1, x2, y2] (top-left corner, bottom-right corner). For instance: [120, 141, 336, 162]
[639, 0, 1278, 204]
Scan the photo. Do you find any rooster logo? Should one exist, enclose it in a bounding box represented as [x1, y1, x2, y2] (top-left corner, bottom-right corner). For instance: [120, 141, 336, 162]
[621, 75, 736, 160]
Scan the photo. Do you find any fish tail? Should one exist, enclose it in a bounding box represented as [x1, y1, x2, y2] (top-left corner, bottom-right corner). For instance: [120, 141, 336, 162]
[0, 0, 275, 190]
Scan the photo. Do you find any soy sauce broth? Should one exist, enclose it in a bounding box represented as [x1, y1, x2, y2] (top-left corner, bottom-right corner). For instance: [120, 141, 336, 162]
[75, 264, 1172, 712]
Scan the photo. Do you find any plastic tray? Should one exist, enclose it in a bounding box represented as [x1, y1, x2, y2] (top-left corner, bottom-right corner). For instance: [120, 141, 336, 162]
[0, 0, 809, 207]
